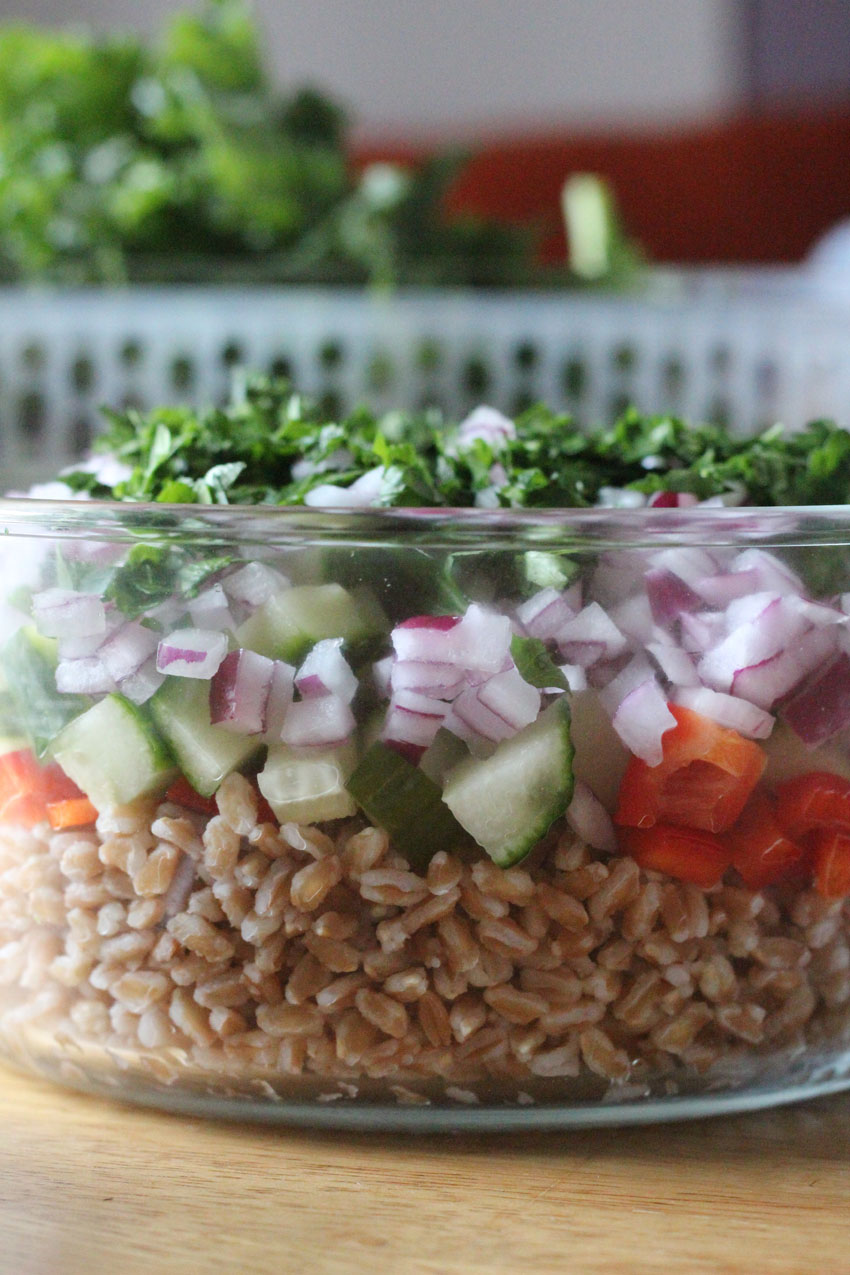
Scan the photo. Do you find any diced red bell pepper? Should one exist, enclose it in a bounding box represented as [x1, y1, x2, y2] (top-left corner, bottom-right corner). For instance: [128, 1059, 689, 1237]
[775, 771, 850, 840]
[0, 750, 89, 827]
[615, 705, 766, 835]
[725, 787, 809, 890]
[165, 776, 218, 817]
[811, 827, 850, 899]
[46, 796, 98, 830]
[618, 824, 733, 888]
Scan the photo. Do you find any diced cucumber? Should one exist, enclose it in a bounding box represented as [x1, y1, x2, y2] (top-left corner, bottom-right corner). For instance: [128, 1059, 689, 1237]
[3, 626, 89, 757]
[441, 698, 574, 866]
[419, 727, 469, 785]
[149, 677, 262, 797]
[52, 694, 175, 811]
[346, 742, 468, 870]
[259, 743, 357, 823]
[234, 584, 386, 664]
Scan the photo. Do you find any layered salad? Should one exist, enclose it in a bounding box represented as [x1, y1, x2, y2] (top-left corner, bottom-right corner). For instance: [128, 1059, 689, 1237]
[2, 381, 850, 1106]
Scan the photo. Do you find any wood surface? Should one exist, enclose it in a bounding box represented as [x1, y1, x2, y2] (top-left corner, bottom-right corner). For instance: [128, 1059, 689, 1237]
[0, 1062, 848, 1275]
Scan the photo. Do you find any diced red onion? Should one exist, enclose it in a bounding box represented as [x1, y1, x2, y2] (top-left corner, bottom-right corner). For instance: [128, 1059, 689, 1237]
[679, 610, 727, 654]
[156, 628, 228, 679]
[456, 405, 517, 448]
[303, 465, 386, 508]
[295, 639, 358, 704]
[119, 657, 165, 706]
[783, 652, 850, 748]
[263, 661, 295, 742]
[609, 593, 655, 644]
[732, 625, 836, 710]
[558, 663, 587, 692]
[672, 685, 774, 739]
[646, 641, 699, 687]
[188, 584, 233, 632]
[100, 621, 160, 684]
[281, 693, 356, 748]
[598, 653, 657, 717]
[566, 779, 618, 852]
[55, 657, 117, 696]
[447, 686, 516, 745]
[372, 655, 394, 699]
[645, 569, 703, 627]
[210, 649, 275, 735]
[649, 547, 725, 587]
[392, 689, 449, 718]
[381, 705, 443, 751]
[515, 588, 577, 641]
[33, 588, 106, 640]
[647, 491, 699, 509]
[610, 677, 676, 767]
[730, 549, 804, 597]
[591, 551, 653, 606]
[699, 598, 810, 693]
[390, 659, 467, 700]
[391, 604, 511, 676]
[222, 562, 291, 609]
[396, 614, 460, 632]
[476, 667, 541, 731]
[691, 569, 760, 607]
[145, 597, 186, 628]
[556, 603, 627, 667]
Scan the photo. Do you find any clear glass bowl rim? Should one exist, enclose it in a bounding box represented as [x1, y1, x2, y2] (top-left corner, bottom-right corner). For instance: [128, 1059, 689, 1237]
[3, 496, 850, 554]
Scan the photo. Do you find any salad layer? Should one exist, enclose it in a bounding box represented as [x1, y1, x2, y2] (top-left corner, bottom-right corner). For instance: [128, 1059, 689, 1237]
[3, 389, 850, 1100]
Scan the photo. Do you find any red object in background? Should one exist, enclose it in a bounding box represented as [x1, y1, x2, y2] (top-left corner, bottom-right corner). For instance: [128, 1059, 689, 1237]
[355, 110, 850, 265]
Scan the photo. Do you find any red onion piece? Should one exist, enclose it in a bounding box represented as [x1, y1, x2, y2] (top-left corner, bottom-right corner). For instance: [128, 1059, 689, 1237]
[611, 678, 676, 766]
[730, 549, 804, 597]
[556, 603, 627, 667]
[119, 657, 165, 706]
[303, 465, 386, 508]
[567, 779, 618, 852]
[55, 657, 117, 696]
[645, 569, 703, 627]
[731, 625, 836, 710]
[210, 649, 275, 735]
[391, 604, 511, 676]
[649, 547, 725, 587]
[672, 685, 774, 739]
[397, 614, 460, 632]
[699, 598, 810, 693]
[558, 663, 587, 692]
[609, 593, 655, 644]
[476, 667, 541, 731]
[223, 562, 290, 609]
[372, 655, 394, 699]
[188, 584, 233, 632]
[456, 405, 517, 447]
[646, 641, 699, 687]
[679, 610, 727, 654]
[100, 621, 159, 684]
[515, 588, 577, 641]
[263, 661, 296, 742]
[156, 628, 228, 679]
[295, 639, 358, 704]
[390, 659, 467, 700]
[381, 704, 443, 751]
[692, 569, 760, 607]
[783, 652, 850, 748]
[392, 689, 449, 717]
[647, 491, 699, 509]
[281, 694, 355, 748]
[33, 588, 106, 640]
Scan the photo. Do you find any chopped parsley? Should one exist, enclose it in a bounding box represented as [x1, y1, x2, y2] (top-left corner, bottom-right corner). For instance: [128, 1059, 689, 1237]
[62, 377, 850, 511]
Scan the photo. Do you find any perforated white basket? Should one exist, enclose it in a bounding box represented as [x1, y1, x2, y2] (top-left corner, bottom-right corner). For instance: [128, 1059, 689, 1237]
[3, 268, 850, 490]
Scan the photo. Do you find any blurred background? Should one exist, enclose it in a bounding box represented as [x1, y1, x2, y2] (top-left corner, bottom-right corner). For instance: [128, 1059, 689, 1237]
[2, 0, 850, 488]
[0, 0, 848, 266]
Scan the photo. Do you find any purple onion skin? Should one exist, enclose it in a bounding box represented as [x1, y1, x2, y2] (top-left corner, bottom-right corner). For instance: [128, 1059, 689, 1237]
[783, 653, 850, 748]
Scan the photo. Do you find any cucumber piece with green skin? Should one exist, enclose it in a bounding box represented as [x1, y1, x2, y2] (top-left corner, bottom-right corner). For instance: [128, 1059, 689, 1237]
[346, 742, 468, 871]
[149, 677, 262, 798]
[52, 694, 176, 811]
[234, 584, 387, 665]
[441, 697, 574, 867]
[259, 743, 357, 823]
[2, 626, 90, 758]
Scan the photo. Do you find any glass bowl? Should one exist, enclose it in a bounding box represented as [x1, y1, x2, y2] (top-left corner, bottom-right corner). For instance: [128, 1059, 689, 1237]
[1, 498, 850, 1130]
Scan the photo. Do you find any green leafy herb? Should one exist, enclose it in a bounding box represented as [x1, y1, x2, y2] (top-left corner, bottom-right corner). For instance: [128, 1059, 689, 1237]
[510, 636, 569, 691]
[71, 377, 850, 513]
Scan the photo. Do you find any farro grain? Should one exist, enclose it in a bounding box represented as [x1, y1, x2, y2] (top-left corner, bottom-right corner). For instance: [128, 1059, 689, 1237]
[478, 916, 537, 959]
[449, 994, 487, 1043]
[427, 852, 463, 896]
[541, 1000, 606, 1033]
[417, 991, 452, 1047]
[537, 883, 589, 931]
[167, 913, 235, 963]
[216, 772, 258, 837]
[579, 1026, 630, 1081]
[255, 1002, 323, 1038]
[402, 887, 461, 935]
[355, 988, 409, 1039]
[315, 973, 369, 1011]
[483, 984, 548, 1025]
[312, 911, 358, 941]
[383, 966, 428, 1003]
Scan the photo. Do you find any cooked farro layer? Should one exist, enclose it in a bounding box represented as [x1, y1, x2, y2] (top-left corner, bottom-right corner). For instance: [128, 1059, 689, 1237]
[0, 771, 849, 1100]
